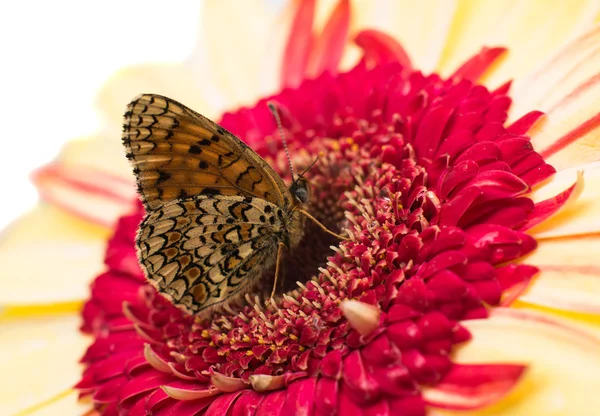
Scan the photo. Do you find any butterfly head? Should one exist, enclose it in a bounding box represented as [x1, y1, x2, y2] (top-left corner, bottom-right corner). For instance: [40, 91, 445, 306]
[290, 175, 310, 204]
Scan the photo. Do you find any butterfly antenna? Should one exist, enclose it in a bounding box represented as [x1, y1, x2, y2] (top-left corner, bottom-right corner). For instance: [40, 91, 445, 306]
[299, 153, 321, 177]
[268, 102, 295, 180]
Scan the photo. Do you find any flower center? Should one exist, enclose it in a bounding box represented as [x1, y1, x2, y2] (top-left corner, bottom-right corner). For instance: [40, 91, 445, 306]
[110, 61, 549, 395]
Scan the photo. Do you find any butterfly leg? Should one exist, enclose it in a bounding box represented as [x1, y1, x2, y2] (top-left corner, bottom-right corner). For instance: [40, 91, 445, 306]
[270, 241, 286, 299]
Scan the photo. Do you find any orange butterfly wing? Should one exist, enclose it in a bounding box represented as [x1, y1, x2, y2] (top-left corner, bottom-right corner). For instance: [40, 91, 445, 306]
[122, 94, 292, 211]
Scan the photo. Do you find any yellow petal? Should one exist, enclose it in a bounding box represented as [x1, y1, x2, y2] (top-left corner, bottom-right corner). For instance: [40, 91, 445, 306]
[440, 308, 600, 415]
[438, 0, 600, 89]
[0, 314, 89, 415]
[520, 233, 600, 314]
[528, 161, 600, 238]
[0, 205, 108, 305]
[350, 0, 456, 73]
[198, 0, 279, 110]
[14, 390, 90, 416]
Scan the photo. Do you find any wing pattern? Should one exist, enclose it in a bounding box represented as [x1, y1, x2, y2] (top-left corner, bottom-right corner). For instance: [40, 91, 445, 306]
[122, 94, 291, 211]
[137, 195, 287, 314]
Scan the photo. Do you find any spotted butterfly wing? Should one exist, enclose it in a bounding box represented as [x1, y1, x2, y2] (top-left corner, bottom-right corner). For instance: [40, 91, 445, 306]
[123, 94, 305, 315]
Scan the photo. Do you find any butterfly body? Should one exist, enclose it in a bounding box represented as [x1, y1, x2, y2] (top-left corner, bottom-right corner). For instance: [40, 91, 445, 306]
[123, 94, 309, 315]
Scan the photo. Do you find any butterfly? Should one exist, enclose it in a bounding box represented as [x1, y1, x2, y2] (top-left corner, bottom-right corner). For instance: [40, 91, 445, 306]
[122, 94, 344, 316]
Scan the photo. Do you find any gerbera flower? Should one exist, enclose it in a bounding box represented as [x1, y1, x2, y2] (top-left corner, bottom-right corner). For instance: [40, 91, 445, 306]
[3, 0, 600, 414]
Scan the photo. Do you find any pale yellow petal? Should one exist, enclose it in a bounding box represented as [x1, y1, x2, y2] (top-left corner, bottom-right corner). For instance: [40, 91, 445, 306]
[1, 205, 108, 246]
[197, 0, 279, 110]
[259, 0, 298, 92]
[520, 234, 600, 314]
[510, 25, 600, 117]
[0, 205, 109, 305]
[0, 314, 89, 415]
[59, 136, 132, 180]
[438, 309, 600, 415]
[32, 163, 135, 228]
[503, 23, 600, 170]
[96, 64, 217, 131]
[438, 0, 519, 76]
[528, 161, 600, 238]
[438, 0, 600, 88]
[531, 78, 600, 171]
[348, 0, 456, 73]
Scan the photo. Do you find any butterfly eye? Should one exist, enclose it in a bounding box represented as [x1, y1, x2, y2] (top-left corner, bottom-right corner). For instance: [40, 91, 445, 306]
[295, 187, 309, 203]
[290, 179, 310, 204]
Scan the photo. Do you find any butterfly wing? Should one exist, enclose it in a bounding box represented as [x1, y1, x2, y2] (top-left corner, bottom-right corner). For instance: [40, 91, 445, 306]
[122, 94, 293, 211]
[137, 195, 288, 314]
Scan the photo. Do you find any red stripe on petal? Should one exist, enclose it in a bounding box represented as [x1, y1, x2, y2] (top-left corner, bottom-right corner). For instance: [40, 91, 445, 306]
[423, 363, 526, 410]
[281, 0, 316, 89]
[492, 308, 600, 348]
[32, 163, 133, 201]
[544, 264, 600, 279]
[451, 47, 507, 83]
[306, 0, 350, 78]
[540, 111, 600, 158]
[521, 173, 582, 231]
[354, 29, 413, 69]
[31, 163, 136, 227]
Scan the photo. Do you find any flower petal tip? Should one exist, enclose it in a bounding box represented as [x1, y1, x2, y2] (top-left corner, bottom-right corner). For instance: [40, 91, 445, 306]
[210, 369, 248, 392]
[354, 29, 413, 69]
[160, 385, 219, 401]
[249, 374, 286, 392]
[340, 299, 381, 337]
[143, 344, 171, 373]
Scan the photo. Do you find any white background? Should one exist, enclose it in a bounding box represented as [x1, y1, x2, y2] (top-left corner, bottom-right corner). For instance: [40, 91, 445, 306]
[0, 1, 204, 229]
